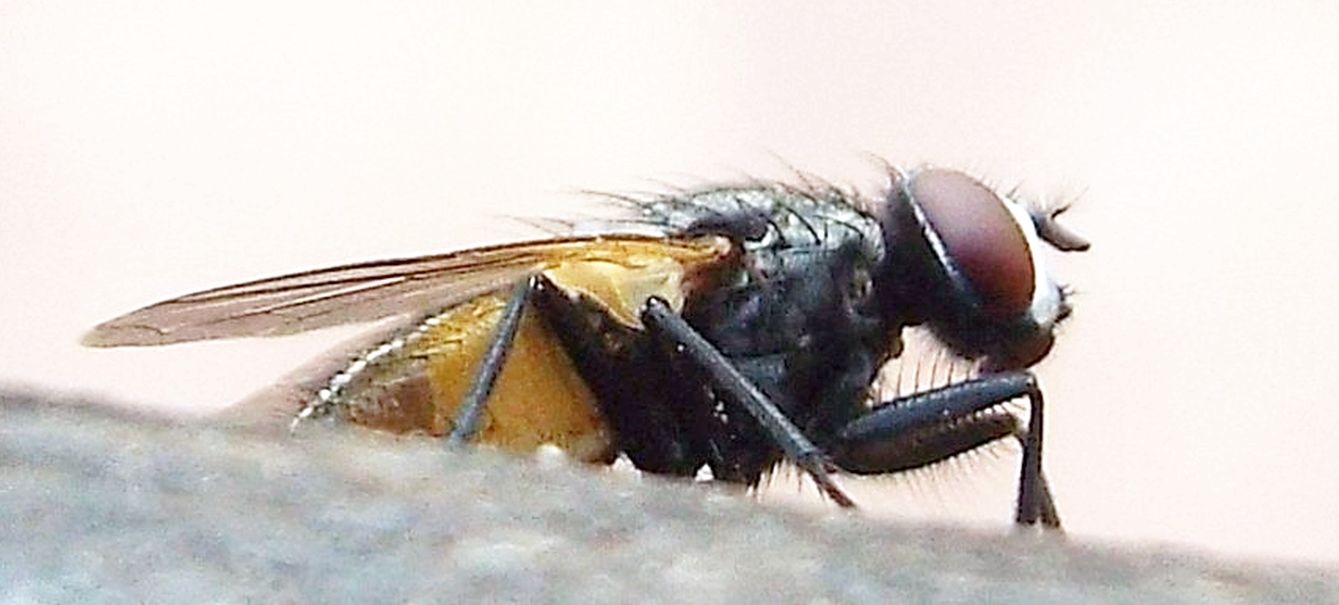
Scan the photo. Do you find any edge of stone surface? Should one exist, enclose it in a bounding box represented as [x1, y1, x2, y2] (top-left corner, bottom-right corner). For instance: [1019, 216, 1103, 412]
[3, 385, 1335, 603]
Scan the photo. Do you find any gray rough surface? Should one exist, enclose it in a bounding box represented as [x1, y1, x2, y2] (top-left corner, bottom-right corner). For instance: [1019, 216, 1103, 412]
[3, 387, 1335, 604]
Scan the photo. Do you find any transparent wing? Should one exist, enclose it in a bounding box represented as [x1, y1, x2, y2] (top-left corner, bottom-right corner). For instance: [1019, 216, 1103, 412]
[83, 235, 733, 347]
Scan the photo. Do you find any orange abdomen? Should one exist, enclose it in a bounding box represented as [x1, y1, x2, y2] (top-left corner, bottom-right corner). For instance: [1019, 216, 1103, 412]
[343, 292, 617, 463]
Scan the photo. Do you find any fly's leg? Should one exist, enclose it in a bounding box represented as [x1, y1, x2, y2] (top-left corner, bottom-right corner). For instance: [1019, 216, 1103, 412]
[445, 276, 534, 447]
[831, 371, 1060, 528]
[640, 296, 857, 509]
[530, 277, 711, 477]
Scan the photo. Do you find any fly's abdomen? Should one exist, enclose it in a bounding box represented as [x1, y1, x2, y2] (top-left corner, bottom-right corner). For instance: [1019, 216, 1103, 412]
[310, 236, 735, 464]
[331, 292, 617, 463]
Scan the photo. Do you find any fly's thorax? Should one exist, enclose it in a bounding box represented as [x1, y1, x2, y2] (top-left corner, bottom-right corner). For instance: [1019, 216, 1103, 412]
[872, 168, 1086, 370]
[636, 184, 899, 446]
[296, 292, 616, 463]
[639, 184, 890, 323]
[638, 185, 886, 270]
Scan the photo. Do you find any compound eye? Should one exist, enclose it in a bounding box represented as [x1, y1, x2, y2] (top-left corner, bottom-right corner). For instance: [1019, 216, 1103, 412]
[910, 169, 1035, 320]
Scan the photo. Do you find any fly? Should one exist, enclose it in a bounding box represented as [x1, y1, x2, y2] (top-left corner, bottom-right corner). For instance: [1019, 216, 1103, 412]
[84, 167, 1089, 527]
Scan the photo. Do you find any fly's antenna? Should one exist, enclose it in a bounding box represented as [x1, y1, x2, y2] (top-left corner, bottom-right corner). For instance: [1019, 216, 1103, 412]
[1034, 190, 1092, 252]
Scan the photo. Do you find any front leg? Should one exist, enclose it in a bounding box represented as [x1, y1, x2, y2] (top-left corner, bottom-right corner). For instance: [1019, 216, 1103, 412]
[831, 372, 1061, 528]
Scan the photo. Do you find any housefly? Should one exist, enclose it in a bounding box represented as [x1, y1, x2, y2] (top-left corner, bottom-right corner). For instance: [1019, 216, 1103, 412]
[84, 167, 1088, 527]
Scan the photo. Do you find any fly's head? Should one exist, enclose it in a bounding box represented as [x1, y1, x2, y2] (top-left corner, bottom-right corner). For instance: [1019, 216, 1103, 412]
[873, 167, 1090, 371]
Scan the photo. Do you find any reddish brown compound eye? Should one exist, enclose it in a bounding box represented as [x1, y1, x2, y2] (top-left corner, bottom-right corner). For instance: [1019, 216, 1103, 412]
[910, 169, 1034, 320]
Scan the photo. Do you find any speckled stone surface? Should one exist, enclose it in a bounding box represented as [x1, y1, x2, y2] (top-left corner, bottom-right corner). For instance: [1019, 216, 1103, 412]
[3, 387, 1335, 604]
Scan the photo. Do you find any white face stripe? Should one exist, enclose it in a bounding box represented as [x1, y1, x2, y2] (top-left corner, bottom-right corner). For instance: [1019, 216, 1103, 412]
[999, 194, 1063, 329]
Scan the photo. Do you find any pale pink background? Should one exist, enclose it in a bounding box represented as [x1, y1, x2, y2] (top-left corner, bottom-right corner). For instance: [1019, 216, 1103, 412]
[4, 3, 1337, 564]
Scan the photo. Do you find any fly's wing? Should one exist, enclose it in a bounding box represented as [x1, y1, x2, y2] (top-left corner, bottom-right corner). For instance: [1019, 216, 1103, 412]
[193, 234, 735, 432]
[82, 235, 734, 347]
